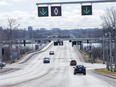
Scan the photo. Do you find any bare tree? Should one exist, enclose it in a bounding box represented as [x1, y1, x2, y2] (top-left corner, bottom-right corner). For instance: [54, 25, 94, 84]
[8, 19, 20, 29]
[7, 18, 20, 63]
[0, 27, 4, 41]
[101, 7, 116, 72]
[0, 27, 7, 41]
[101, 7, 116, 29]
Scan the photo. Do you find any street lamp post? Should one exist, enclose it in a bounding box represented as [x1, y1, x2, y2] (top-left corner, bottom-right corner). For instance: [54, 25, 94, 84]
[105, 33, 110, 70]
[10, 29, 13, 63]
[0, 43, 3, 69]
[109, 32, 113, 71]
[113, 27, 116, 72]
[102, 35, 105, 64]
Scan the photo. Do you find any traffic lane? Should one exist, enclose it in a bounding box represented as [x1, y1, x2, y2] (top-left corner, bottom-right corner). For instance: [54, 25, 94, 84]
[0, 62, 53, 87]
[14, 44, 67, 87]
[5, 43, 54, 69]
[12, 41, 78, 87]
[65, 41, 114, 87]
[1, 41, 113, 87]
[17, 41, 53, 64]
[12, 41, 86, 87]
[1, 44, 58, 75]
[14, 66, 115, 87]
[87, 70, 116, 87]
[0, 46, 59, 87]
[15, 66, 69, 87]
[68, 66, 114, 87]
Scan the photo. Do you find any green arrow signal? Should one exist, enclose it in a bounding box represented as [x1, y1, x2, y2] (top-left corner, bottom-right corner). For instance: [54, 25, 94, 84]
[84, 7, 90, 14]
[40, 8, 46, 15]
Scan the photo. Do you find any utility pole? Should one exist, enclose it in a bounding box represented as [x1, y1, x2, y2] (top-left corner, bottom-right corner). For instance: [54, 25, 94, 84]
[0, 43, 3, 69]
[109, 32, 113, 71]
[105, 34, 110, 70]
[106, 40, 110, 70]
[114, 27, 116, 72]
[89, 41, 93, 63]
[102, 35, 105, 64]
[10, 29, 13, 63]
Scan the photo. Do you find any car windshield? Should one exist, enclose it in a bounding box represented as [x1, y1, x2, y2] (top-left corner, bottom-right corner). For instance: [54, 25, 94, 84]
[50, 51, 54, 52]
[72, 60, 76, 61]
[44, 58, 49, 60]
[76, 65, 84, 68]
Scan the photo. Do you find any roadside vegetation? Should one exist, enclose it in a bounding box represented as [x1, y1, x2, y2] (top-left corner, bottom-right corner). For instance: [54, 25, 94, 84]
[95, 68, 116, 77]
[82, 47, 103, 63]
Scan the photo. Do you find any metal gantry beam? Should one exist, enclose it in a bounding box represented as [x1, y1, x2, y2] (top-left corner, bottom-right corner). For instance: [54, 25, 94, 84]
[36, 0, 115, 5]
[0, 37, 109, 42]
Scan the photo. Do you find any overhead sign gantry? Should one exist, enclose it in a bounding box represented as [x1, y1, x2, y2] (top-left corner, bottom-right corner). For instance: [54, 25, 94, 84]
[36, 0, 115, 17]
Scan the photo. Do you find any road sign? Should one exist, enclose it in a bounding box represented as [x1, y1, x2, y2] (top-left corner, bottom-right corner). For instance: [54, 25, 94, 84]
[51, 6, 62, 16]
[38, 7, 48, 17]
[82, 5, 92, 15]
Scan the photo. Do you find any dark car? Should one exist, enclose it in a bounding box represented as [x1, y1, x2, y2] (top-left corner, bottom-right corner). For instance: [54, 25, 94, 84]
[0, 62, 6, 68]
[43, 57, 50, 63]
[70, 60, 77, 66]
[74, 65, 86, 75]
[49, 51, 54, 55]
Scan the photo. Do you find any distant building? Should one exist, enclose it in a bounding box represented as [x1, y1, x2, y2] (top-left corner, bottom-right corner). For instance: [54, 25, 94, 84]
[28, 26, 33, 38]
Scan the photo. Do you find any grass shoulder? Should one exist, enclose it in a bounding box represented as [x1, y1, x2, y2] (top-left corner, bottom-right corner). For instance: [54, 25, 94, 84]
[95, 68, 116, 77]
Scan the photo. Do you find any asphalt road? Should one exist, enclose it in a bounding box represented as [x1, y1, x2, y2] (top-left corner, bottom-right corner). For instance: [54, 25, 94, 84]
[0, 41, 115, 87]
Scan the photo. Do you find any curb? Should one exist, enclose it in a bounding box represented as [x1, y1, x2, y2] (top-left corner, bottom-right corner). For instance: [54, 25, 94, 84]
[73, 46, 85, 62]
[0, 68, 20, 74]
[94, 70, 116, 79]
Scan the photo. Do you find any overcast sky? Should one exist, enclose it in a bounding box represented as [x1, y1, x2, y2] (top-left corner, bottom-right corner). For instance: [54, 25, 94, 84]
[0, 0, 115, 29]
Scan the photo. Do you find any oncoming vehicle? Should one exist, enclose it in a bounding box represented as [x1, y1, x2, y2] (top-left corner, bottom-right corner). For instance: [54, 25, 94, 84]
[0, 62, 6, 68]
[43, 57, 50, 63]
[74, 65, 86, 75]
[70, 60, 77, 66]
[49, 51, 54, 55]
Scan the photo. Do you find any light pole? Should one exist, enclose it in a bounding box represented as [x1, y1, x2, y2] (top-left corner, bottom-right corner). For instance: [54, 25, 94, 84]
[113, 27, 116, 72]
[105, 32, 113, 71]
[105, 33, 110, 70]
[0, 43, 3, 69]
[102, 35, 105, 64]
[10, 29, 13, 63]
[109, 32, 113, 71]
